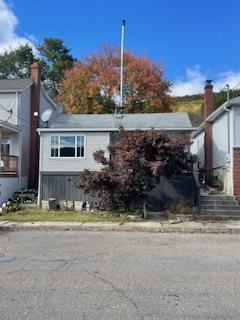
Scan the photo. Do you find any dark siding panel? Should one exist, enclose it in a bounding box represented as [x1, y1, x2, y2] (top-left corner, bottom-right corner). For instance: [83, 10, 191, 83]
[41, 174, 93, 202]
[41, 173, 197, 211]
[146, 174, 197, 211]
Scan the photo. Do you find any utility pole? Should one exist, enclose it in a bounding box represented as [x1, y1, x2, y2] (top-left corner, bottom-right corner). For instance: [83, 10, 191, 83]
[119, 19, 126, 114]
[226, 84, 230, 101]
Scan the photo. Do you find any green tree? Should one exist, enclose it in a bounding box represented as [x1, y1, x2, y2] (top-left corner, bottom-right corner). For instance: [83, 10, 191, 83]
[38, 38, 75, 97]
[214, 89, 240, 109]
[0, 38, 75, 97]
[0, 44, 36, 79]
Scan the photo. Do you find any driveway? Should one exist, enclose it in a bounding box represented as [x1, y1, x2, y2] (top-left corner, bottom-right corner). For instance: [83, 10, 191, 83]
[0, 230, 240, 319]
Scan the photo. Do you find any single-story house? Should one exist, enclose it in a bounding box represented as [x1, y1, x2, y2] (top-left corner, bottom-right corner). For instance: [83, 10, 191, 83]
[191, 80, 240, 200]
[0, 63, 61, 204]
[37, 112, 196, 209]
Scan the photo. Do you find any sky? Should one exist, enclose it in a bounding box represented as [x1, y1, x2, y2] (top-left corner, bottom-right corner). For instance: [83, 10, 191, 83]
[1, 0, 240, 96]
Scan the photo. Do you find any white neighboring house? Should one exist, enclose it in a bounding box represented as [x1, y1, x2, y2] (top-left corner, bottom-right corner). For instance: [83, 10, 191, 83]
[191, 80, 240, 199]
[0, 63, 61, 204]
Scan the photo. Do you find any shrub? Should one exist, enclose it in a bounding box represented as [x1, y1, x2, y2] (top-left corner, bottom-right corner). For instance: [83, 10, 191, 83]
[77, 130, 193, 211]
[210, 176, 224, 191]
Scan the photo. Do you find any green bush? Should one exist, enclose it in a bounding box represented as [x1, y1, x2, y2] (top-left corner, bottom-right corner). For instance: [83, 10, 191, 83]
[210, 176, 224, 191]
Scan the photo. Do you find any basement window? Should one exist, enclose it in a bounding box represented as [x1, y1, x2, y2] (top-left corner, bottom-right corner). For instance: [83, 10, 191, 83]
[51, 135, 85, 158]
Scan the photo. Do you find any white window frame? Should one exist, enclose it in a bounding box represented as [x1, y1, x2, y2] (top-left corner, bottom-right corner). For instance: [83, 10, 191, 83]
[50, 134, 86, 159]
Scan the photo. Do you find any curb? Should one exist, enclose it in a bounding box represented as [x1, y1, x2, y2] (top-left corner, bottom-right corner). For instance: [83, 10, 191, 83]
[1, 222, 240, 234]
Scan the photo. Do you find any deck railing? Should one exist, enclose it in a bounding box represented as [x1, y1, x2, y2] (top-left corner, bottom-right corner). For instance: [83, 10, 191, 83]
[1, 154, 18, 176]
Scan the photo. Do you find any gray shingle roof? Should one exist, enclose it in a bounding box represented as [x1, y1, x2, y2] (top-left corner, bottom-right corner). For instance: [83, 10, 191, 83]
[48, 112, 193, 131]
[0, 79, 32, 91]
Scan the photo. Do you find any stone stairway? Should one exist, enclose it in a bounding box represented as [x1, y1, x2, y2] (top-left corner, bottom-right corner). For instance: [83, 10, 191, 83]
[200, 194, 240, 219]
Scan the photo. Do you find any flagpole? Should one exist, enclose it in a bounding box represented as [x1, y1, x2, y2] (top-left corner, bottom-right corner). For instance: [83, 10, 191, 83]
[120, 19, 125, 113]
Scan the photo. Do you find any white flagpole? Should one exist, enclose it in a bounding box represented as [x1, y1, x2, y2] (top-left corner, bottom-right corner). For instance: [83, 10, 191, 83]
[120, 19, 125, 113]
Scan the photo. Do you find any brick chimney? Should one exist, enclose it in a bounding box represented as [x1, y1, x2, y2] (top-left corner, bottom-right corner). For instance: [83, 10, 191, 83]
[204, 80, 214, 118]
[204, 80, 213, 183]
[28, 63, 40, 189]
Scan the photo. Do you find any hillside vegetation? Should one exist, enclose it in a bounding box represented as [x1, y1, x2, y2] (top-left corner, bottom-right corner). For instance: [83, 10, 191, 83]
[174, 89, 240, 127]
[174, 95, 204, 126]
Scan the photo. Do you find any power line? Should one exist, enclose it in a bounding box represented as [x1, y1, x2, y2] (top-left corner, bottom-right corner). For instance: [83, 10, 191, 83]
[231, 82, 240, 90]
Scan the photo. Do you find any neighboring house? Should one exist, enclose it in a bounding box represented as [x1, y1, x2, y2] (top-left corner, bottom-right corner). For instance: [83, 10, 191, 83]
[0, 63, 61, 204]
[37, 112, 195, 207]
[191, 80, 240, 199]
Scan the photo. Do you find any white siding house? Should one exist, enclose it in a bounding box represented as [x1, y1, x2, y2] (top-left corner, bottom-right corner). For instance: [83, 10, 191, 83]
[0, 70, 60, 204]
[39, 131, 110, 172]
[38, 112, 194, 205]
[191, 95, 240, 196]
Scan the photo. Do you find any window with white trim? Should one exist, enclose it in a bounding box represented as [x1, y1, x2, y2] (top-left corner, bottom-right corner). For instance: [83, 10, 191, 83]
[51, 135, 85, 158]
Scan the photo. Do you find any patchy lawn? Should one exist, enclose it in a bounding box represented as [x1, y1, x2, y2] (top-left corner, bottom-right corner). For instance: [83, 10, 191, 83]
[0, 208, 132, 223]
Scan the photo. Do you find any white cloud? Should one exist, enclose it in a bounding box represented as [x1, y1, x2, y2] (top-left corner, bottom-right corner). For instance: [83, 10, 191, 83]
[171, 66, 240, 96]
[0, 0, 35, 53]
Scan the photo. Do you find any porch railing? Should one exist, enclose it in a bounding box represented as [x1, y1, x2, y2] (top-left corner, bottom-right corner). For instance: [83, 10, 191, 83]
[1, 154, 18, 175]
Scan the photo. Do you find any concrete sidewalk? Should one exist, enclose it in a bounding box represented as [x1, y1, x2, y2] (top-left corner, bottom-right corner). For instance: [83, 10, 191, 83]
[1, 220, 240, 234]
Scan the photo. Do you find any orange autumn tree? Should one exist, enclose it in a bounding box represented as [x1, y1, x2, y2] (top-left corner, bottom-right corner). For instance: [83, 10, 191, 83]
[58, 46, 174, 114]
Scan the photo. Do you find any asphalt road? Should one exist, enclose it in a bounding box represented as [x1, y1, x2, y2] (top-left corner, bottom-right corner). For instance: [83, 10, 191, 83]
[0, 230, 240, 320]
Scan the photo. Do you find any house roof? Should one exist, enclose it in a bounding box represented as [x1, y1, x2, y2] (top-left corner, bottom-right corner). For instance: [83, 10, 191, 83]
[38, 112, 194, 132]
[0, 79, 33, 92]
[191, 95, 240, 138]
[0, 120, 21, 132]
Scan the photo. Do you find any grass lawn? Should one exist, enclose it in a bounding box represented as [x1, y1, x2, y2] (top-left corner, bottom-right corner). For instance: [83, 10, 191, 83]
[0, 208, 132, 223]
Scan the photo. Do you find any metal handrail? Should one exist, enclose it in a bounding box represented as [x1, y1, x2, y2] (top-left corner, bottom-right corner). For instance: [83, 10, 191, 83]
[193, 169, 201, 213]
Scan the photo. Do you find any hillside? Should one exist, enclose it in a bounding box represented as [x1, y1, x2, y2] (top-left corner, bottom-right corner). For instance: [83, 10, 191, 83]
[174, 89, 240, 127]
[174, 95, 204, 127]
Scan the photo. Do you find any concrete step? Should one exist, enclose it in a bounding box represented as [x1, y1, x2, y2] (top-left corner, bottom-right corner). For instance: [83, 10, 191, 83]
[201, 209, 240, 216]
[201, 195, 236, 201]
[202, 205, 240, 211]
[201, 200, 238, 206]
[198, 215, 240, 220]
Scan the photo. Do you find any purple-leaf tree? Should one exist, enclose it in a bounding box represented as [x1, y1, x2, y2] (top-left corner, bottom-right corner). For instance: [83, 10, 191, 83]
[77, 130, 192, 211]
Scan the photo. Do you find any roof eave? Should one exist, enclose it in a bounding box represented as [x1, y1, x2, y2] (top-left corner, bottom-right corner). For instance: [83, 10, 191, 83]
[37, 127, 195, 133]
[0, 120, 21, 132]
[0, 80, 33, 93]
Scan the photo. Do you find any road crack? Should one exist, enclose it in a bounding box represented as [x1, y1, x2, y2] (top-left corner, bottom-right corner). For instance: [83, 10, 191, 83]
[85, 269, 144, 320]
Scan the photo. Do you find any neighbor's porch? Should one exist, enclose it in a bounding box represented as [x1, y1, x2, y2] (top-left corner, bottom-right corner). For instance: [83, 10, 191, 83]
[0, 120, 20, 177]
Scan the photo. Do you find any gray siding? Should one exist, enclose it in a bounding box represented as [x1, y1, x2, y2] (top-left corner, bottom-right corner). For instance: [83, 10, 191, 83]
[212, 112, 229, 168]
[190, 131, 205, 167]
[19, 86, 31, 177]
[40, 131, 110, 172]
[39, 87, 60, 126]
[41, 173, 93, 202]
[41, 173, 198, 211]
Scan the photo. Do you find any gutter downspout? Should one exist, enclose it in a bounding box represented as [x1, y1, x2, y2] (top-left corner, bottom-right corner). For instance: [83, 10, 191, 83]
[37, 130, 42, 206]
[224, 104, 231, 151]
[17, 92, 22, 192]
[224, 104, 232, 194]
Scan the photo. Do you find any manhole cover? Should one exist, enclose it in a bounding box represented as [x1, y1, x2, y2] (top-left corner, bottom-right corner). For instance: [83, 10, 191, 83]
[0, 254, 16, 263]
